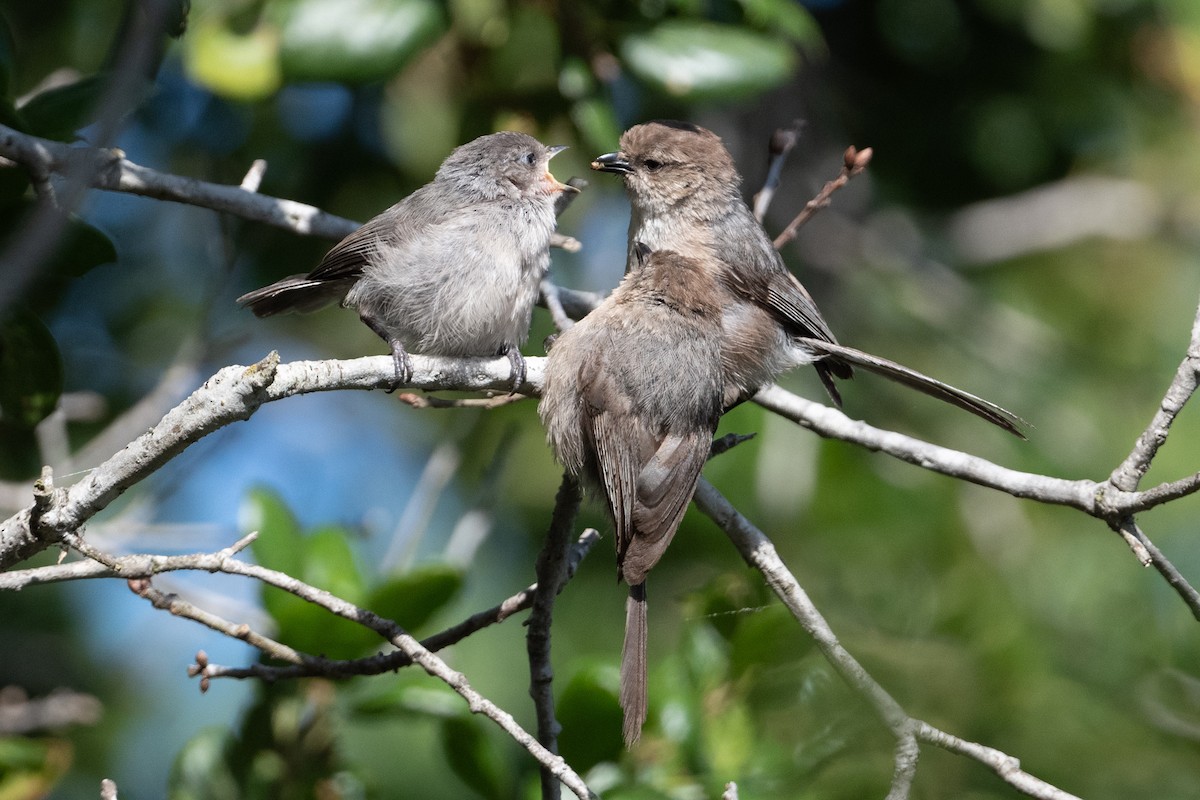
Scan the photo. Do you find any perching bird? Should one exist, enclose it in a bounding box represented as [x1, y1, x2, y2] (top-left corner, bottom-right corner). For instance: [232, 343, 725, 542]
[238, 131, 577, 390]
[592, 120, 1025, 436]
[539, 243, 727, 746]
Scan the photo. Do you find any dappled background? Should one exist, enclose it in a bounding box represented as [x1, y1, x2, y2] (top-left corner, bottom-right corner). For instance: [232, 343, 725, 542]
[2, 0, 1200, 797]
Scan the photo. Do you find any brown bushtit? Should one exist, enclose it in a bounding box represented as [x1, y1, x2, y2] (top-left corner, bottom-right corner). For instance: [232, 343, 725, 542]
[238, 132, 577, 389]
[539, 243, 726, 746]
[592, 121, 1025, 435]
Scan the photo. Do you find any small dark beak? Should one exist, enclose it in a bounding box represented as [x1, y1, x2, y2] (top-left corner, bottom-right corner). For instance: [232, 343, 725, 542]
[591, 151, 632, 175]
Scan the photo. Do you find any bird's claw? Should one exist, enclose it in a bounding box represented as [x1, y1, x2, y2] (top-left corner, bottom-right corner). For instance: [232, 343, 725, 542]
[505, 348, 526, 395]
[386, 344, 413, 394]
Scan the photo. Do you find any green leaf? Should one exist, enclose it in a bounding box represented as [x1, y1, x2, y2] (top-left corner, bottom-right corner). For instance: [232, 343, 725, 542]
[185, 19, 282, 101]
[55, 217, 117, 277]
[728, 604, 814, 680]
[619, 21, 797, 100]
[740, 0, 825, 47]
[366, 563, 462, 632]
[267, 584, 377, 658]
[349, 678, 461, 718]
[275, 0, 444, 83]
[0, 736, 70, 797]
[244, 493, 377, 657]
[302, 526, 366, 606]
[440, 715, 508, 800]
[0, 207, 114, 293]
[18, 74, 110, 141]
[484, 6, 558, 91]
[0, 308, 64, 429]
[556, 664, 623, 771]
[571, 97, 622, 157]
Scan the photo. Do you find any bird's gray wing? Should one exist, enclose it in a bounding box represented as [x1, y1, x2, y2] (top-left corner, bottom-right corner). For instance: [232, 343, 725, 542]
[710, 209, 840, 345]
[306, 185, 456, 282]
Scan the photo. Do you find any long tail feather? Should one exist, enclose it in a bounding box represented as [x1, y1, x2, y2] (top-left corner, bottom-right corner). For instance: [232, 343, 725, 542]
[796, 337, 1028, 438]
[620, 582, 648, 747]
[236, 275, 352, 317]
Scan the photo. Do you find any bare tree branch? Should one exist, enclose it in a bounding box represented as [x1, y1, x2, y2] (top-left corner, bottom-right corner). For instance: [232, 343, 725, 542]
[38, 530, 598, 799]
[127, 574, 308, 665]
[528, 473, 583, 800]
[752, 119, 803, 222]
[0, 351, 544, 570]
[886, 732, 920, 800]
[6, 336, 1198, 612]
[692, 478, 1083, 800]
[0, 123, 583, 252]
[753, 382, 1200, 616]
[2, 529, 602, 684]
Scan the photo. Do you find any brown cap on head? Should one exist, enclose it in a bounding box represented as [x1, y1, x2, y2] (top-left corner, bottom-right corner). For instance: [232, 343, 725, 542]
[592, 121, 741, 213]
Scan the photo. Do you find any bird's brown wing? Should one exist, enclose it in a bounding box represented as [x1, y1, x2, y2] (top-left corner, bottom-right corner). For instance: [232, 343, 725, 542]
[582, 369, 639, 570]
[624, 430, 710, 585]
[583, 365, 709, 586]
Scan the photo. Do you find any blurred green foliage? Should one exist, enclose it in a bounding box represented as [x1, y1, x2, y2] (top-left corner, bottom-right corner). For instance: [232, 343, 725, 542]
[2, 0, 1200, 799]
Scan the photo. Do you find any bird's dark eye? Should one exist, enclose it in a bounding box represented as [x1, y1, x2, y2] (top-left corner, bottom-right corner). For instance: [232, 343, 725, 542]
[521, 151, 537, 166]
[643, 158, 663, 171]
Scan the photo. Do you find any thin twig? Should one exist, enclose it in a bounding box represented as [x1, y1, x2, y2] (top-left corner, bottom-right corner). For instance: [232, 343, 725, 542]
[394, 392, 530, 410]
[1113, 518, 1200, 620]
[4, 530, 601, 683]
[1109, 290, 1200, 491]
[127, 577, 307, 664]
[772, 145, 873, 251]
[60, 533, 598, 799]
[752, 119, 803, 222]
[240, 159, 267, 192]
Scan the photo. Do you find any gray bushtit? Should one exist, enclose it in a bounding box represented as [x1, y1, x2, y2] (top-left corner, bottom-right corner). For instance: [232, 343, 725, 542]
[238, 132, 577, 389]
[539, 243, 726, 746]
[592, 121, 1025, 436]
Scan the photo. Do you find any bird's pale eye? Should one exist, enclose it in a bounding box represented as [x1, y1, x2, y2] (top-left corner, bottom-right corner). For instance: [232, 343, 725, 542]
[643, 158, 663, 172]
[521, 151, 537, 166]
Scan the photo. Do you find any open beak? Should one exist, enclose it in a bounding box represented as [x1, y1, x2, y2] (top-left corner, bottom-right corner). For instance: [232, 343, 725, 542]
[591, 151, 632, 175]
[544, 145, 580, 194]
